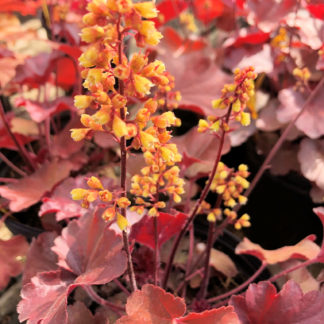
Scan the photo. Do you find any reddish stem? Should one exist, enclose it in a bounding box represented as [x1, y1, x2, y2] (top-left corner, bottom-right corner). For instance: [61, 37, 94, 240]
[83, 285, 125, 315]
[0, 151, 27, 177]
[113, 279, 130, 296]
[153, 216, 159, 285]
[162, 105, 233, 289]
[0, 100, 36, 172]
[117, 16, 137, 292]
[239, 76, 324, 205]
[208, 262, 267, 303]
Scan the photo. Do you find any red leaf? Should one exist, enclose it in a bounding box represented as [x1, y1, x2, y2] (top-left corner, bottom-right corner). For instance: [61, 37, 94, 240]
[193, 0, 224, 25]
[230, 280, 324, 324]
[235, 236, 320, 265]
[0, 158, 80, 212]
[56, 57, 77, 90]
[130, 212, 188, 249]
[18, 212, 127, 324]
[0, 0, 41, 15]
[116, 284, 240, 323]
[15, 96, 74, 123]
[23, 232, 58, 285]
[162, 28, 207, 54]
[0, 235, 28, 290]
[0, 112, 33, 150]
[153, 0, 188, 28]
[307, 4, 324, 20]
[52, 212, 127, 285]
[228, 29, 270, 48]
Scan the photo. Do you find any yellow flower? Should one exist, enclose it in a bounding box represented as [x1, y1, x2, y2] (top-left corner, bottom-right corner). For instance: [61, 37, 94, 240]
[81, 26, 105, 43]
[140, 131, 158, 149]
[71, 188, 88, 200]
[70, 128, 90, 141]
[134, 2, 158, 18]
[117, 197, 131, 208]
[87, 176, 103, 190]
[74, 95, 93, 109]
[117, 213, 128, 231]
[102, 207, 115, 221]
[99, 190, 113, 202]
[133, 74, 154, 95]
[139, 21, 163, 46]
[113, 115, 128, 138]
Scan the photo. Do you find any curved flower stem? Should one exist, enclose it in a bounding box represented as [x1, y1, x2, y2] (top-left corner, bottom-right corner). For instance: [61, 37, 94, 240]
[208, 262, 267, 303]
[0, 151, 27, 177]
[83, 285, 125, 316]
[0, 99, 36, 172]
[113, 279, 130, 296]
[162, 105, 233, 289]
[268, 258, 316, 283]
[153, 216, 159, 285]
[117, 17, 137, 292]
[198, 195, 222, 299]
[238, 76, 324, 206]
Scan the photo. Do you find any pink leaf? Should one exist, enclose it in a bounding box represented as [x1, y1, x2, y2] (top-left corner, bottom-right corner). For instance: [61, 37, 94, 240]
[15, 96, 74, 123]
[0, 235, 28, 290]
[277, 87, 324, 139]
[298, 138, 324, 191]
[40, 175, 116, 221]
[130, 212, 188, 249]
[235, 236, 320, 265]
[172, 128, 231, 178]
[312, 207, 324, 262]
[52, 212, 127, 285]
[23, 232, 58, 285]
[230, 280, 324, 324]
[67, 301, 109, 324]
[0, 159, 80, 212]
[116, 284, 240, 323]
[18, 270, 75, 324]
[158, 42, 231, 116]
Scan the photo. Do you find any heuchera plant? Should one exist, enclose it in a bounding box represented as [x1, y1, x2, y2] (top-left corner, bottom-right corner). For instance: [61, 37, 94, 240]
[1, 0, 324, 323]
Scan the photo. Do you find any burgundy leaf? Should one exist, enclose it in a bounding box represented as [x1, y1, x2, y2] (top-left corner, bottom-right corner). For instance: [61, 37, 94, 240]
[0, 235, 28, 290]
[230, 280, 324, 324]
[0, 158, 82, 212]
[52, 211, 127, 285]
[23, 232, 58, 285]
[130, 212, 188, 250]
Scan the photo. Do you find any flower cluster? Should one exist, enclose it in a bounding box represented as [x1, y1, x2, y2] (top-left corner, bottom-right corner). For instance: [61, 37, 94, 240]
[130, 110, 185, 217]
[71, 176, 130, 230]
[199, 162, 251, 230]
[198, 67, 257, 133]
[70, 0, 184, 223]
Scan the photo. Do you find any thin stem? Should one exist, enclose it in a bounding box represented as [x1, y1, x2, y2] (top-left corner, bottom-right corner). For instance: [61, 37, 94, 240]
[122, 230, 137, 291]
[0, 151, 27, 177]
[113, 279, 130, 296]
[117, 16, 137, 292]
[0, 99, 36, 172]
[208, 262, 267, 303]
[198, 220, 216, 299]
[162, 105, 233, 289]
[238, 77, 324, 205]
[269, 258, 316, 283]
[45, 117, 52, 158]
[153, 216, 159, 285]
[198, 195, 223, 299]
[83, 285, 125, 316]
[175, 267, 204, 295]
